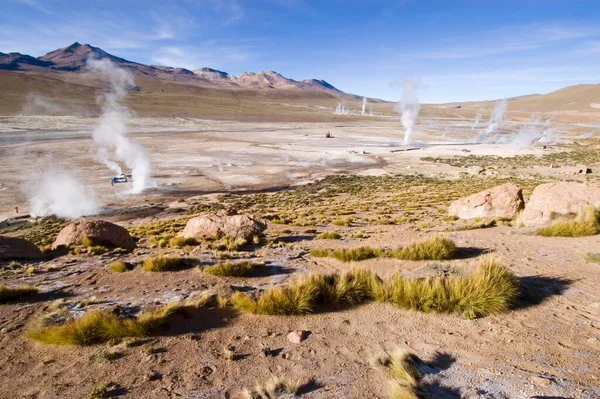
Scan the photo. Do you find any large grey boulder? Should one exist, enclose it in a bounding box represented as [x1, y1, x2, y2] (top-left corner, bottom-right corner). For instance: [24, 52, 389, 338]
[52, 220, 136, 250]
[519, 182, 600, 226]
[0, 236, 44, 260]
[181, 214, 266, 241]
[449, 183, 524, 220]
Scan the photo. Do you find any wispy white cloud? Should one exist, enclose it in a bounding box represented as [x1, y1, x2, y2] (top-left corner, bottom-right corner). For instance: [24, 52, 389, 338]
[9, 0, 55, 14]
[151, 42, 257, 70]
[405, 23, 599, 60]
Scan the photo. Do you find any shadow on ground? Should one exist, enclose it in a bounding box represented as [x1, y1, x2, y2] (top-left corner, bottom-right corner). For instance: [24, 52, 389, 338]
[515, 275, 572, 310]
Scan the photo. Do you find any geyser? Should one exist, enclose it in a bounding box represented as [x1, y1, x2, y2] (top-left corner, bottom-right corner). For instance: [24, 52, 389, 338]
[29, 171, 99, 219]
[361, 97, 367, 115]
[394, 81, 421, 145]
[87, 58, 152, 194]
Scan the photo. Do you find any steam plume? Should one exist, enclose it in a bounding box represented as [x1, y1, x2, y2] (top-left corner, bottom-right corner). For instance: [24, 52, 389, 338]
[334, 101, 352, 115]
[361, 97, 367, 115]
[485, 99, 508, 134]
[87, 58, 152, 194]
[29, 171, 99, 219]
[394, 81, 421, 145]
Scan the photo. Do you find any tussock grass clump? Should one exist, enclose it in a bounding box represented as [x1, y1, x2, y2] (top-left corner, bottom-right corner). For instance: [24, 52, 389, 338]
[386, 350, 425, 399]
[329, 246, 382, 262]
[87, 245, 108, 255]
[89, 382, 110, 399]
[169, 236, 198, 248]
[537, 207, 600, 237]
[0, 284, 38, 303]
[233, 257, 517, 319]
[386, 256, 518, 318]
[26, 297, 214, 345]
[313, 237, 457, 262]
[583, 253, 600, 263]
[108, 261, 128, 273]
[204, 261, 264, 277]
[310, 248, 331, 257]
[231, 270, 382, 315]
[142, 256, 187, 272]
[242, 376, 301, 399]
[390, 236, 456, 261]
[316, 231, 342, 240]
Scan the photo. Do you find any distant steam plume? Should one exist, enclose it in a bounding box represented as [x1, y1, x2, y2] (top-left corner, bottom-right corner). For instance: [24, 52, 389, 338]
[361, 97, 367, 115]
[485, 99, 508, 134]
[87, 58, 152, 194]
[29, 171, 99, 219]
[334, 101, 352, 115]
[394, 80, 421, 145]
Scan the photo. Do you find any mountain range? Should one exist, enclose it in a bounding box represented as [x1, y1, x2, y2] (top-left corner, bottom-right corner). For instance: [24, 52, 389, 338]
[0, 42, 381, 102]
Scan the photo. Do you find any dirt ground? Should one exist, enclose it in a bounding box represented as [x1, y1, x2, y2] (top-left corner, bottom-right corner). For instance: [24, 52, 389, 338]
[1, 110, 600, 399]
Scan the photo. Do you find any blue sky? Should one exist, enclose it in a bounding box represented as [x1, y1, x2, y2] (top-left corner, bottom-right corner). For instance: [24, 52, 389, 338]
[1, 0, 600, 103]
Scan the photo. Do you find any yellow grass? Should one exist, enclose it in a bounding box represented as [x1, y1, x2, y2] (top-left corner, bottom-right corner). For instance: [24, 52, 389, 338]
[203, 261, 264, 277]
[26, 298, 212, 346]
[107, 260, 128, 273]
[537, 206, 600, 237]
[0, 284, 38, 303]
[232, 256, 517, 319]
[242, 376, 301, 399]
[142, 256, 187, 272]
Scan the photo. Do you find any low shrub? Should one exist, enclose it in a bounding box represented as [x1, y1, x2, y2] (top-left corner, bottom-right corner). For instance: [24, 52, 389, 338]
[316, 232, 342, 240]
[390, 236, 457, 261]
[242, 376, 301, 399]
[0, 284, 38, 303]
[204, 261, 264, 277]
[169, 236, 198, 248]
[142, 256, 188, 272]
[232, 256, 518, 319]
[108, 261, 128, 273]
[537, 206, 600, 237]
[26, 297, 213, 345]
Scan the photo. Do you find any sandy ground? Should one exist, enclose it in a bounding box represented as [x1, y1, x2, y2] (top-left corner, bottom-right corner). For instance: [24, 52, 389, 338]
[1, 113, 600, 399]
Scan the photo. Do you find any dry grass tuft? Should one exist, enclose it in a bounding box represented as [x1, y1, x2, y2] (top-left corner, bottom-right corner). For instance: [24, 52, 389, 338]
[169, 236, 198, 248]
[312, 237, 457, 262]
[390, 236, 457, 261]
[316, 231, 342, 240]
[87, 245, 108, 255]
[142, 256, 188, 272]
[329, 247, 382, 262]
[107, 261, 128, 273]
[537, 206, 600, 237]
[203, 261, 264, 277]
[583, 253, 600, 263]
[26, 297, 215, 346]
[232, 269, 383, 315]
[0, 284, 38, 303]
[232, 256, 517, 319]
[242, 375, 301, 399]
[387, 255, 518, 318]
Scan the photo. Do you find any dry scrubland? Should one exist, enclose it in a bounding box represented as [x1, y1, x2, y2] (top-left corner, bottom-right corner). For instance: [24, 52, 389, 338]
[1, 166, 600, 397]
[1, 84, 600, 397]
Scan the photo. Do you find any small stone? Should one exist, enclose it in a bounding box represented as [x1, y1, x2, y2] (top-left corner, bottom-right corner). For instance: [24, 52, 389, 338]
[147, 371, 162, 382]
[287, 330, 309, 344]
[531, 375, 553, 387]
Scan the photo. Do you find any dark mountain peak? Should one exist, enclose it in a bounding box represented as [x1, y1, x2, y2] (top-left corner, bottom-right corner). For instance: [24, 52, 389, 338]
[194, 67, 231, 79]
[301, 79, 340, 91]
[38, 42, 132, 71]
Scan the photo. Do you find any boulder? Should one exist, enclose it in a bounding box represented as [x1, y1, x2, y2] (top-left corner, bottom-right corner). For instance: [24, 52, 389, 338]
[0, 236, 44, 260]
[181, 214, 266, 241]
[519, 182, 600, 226]
[449, 183, 524, 220]
[52, 220, 136, 250]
